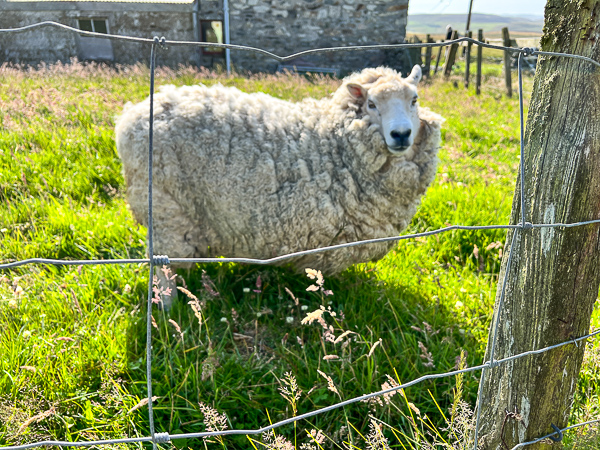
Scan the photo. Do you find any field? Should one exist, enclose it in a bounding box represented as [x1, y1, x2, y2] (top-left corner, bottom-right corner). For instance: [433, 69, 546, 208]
[0, 60, 598, 449]
[405, 13, 543, 38]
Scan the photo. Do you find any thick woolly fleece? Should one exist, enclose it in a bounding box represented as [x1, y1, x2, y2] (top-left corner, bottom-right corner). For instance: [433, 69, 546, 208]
[115, 67, 443, 274]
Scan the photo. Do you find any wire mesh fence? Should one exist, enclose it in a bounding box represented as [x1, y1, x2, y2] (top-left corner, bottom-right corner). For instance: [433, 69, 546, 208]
[0, 20, 599, 450]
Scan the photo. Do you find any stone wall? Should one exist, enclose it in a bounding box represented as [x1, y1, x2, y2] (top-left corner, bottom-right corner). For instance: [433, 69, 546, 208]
[201, 0, 409, 75]
[0, 1, 199, 67]
[0, 0, 409, 74]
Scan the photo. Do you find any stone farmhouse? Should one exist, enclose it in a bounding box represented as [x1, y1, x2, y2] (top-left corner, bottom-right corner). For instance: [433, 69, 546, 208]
[0, 0, 409, 73]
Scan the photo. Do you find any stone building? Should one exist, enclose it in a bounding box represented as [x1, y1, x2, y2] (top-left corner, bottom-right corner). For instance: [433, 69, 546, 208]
[0, 0, 409, 74]
[0, 0, 201, 68]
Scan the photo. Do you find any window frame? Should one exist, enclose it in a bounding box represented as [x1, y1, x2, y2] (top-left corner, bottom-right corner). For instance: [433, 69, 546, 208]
[78, 18, 109, 34]
[200, 20, 225, 56]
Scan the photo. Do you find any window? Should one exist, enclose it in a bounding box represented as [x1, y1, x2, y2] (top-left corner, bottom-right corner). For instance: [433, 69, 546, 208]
[77, 18, 113, 61]
[200, 20, 224, 55]
[78, 19, 108, 34]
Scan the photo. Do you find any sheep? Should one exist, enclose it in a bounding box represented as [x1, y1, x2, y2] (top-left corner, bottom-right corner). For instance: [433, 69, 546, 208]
[115, 65, 443, 276]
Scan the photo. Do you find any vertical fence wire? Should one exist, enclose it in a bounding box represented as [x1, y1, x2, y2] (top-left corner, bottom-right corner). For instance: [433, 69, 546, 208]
[518, 52, 528, 227]
[145, 39, 158, 450]
[473, 50, 529, 449]
[472, 230, 519, 448]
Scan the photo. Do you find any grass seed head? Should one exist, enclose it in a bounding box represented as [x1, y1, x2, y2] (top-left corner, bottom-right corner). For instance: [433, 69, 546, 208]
[278, 371, 302, 415]
[317, 370, 339, 397]
[365, 419, 391, 450]
[198, 402, 228, 443]
[418, 341, 435, 368]
[301, 307, 326, 326]
[262, 430, 294, 450]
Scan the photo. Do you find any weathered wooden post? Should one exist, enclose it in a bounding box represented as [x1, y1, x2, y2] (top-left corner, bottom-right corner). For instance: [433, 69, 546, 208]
[476, 29, 483, 95]
[502, 26, 513, 97]
[443, 30, 459, 77]
[433, 44, 444, 75]
[407, 35, 422, 70]
[433, 42, 443, 75]
[465, 30, 473, 88]
[423, 34, 433, 78]
[476, 2, 600, 448]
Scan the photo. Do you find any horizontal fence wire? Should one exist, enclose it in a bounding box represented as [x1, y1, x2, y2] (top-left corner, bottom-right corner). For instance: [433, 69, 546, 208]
[3, 221, 600, 271]
[2, 328, 599, 450]
[1, 20, 600, 450]
[510, 418, 600, 449]
[2, 21, 600, 69]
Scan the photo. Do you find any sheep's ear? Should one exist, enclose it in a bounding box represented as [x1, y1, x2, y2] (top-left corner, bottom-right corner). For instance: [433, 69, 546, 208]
[406, 65, 422, 85]
[347, 83, 366, 100]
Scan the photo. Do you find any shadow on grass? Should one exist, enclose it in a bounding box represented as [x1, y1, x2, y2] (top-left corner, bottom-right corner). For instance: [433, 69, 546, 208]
[124, 260, 485, 448]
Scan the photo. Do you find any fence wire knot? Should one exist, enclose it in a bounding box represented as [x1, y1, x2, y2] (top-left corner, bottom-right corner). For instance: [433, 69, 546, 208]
[521, 222, 534, 230]
[548, 424, 563, 442]
[152, 255, 171, 266]
[521, 47, 536, 57]
[153, 36, 167, 49]
[153, 433, 171, 444]
[486, 360, 501, 369]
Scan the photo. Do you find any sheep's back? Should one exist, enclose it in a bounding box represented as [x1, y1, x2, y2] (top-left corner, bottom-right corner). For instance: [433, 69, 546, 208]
[116, 84, 345, 263]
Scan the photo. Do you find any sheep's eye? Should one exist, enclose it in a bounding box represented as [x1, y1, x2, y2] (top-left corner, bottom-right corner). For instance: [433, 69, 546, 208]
[367, 100, 376, 109]
[412, 97, 418, 106]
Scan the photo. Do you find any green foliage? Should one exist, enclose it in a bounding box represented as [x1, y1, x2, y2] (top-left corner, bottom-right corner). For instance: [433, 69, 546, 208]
[0, 62, 597, 449]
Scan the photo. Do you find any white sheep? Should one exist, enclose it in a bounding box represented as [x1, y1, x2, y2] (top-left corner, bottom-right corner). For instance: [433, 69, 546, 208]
[115, 66, 443, 275]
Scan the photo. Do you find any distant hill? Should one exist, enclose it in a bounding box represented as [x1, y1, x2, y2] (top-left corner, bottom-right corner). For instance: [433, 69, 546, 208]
[407, 13, 543, 36]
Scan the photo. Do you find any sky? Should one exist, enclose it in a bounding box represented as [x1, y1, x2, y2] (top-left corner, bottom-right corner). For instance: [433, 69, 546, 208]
[408, 0, 546, 17]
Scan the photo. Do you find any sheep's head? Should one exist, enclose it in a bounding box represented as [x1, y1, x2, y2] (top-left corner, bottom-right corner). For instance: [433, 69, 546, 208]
[346, 65, 422, 155]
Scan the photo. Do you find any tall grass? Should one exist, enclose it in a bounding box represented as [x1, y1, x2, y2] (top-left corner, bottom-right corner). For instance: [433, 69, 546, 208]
[0, 61, 598, 449]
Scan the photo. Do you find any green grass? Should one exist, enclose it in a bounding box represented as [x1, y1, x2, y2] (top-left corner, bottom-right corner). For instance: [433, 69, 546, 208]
[0, 61, 598, 449]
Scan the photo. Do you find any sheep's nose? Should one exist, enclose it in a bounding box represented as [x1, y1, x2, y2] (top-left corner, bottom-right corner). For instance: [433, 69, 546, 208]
[390, 129, 411, 147]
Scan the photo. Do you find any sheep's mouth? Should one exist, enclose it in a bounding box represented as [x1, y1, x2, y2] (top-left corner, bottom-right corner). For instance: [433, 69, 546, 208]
[386, 145, 410, 154]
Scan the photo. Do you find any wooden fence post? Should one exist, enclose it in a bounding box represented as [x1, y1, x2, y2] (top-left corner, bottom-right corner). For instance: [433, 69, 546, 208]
[443, 30, 459, 77]
[423, 34, 433, 78]
[433, 39, 444, 74]
[407, 35, 422, 70]
[476, 29, 483, 95]
[502, 26, 513, 97]
[476, 3, 600, 446]
[465, 30, 473, 88]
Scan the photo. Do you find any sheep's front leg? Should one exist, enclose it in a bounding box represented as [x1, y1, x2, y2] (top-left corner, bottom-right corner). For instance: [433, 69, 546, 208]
[153, 264, 178, 311]
[148, 188, 200, 310]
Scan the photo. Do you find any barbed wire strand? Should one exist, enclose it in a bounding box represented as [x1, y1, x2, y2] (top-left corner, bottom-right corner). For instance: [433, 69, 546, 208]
[1, 22, 600, 68]
[0, 22, 599, 450]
